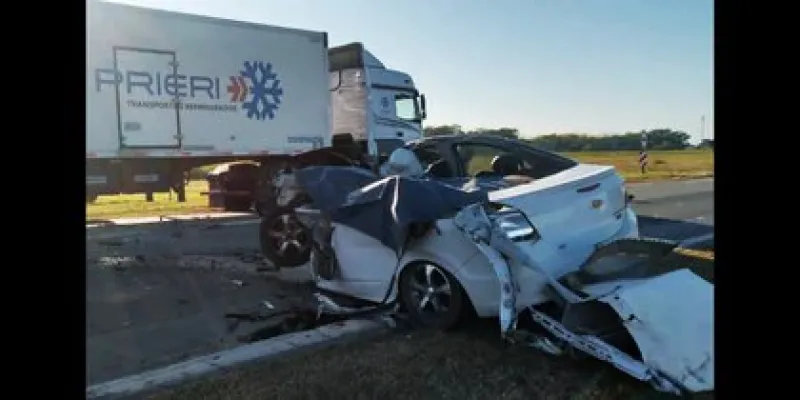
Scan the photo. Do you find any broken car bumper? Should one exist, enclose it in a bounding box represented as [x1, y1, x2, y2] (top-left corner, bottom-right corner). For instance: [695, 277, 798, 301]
[453, 203, 713, 395]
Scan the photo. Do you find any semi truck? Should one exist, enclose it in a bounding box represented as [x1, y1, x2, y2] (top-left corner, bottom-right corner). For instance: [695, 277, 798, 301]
[86, 1, 427, 265]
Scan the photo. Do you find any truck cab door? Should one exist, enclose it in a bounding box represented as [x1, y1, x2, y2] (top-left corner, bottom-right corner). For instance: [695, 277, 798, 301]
[368, 90, 420, 140]
[114, 48, 182, 148]
[366, 89, 422, 163]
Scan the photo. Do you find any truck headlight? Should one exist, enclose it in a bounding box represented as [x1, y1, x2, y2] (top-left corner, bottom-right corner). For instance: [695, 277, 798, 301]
[493, 209, 540, 242]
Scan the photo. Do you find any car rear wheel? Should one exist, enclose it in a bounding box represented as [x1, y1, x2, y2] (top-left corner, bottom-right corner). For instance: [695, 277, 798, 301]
[259, 207, 311, 267]
[400, 262, 465, 330]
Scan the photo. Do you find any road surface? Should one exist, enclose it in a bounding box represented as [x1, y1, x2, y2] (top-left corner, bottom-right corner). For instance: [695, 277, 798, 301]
[85, 178, 713, 385]
[629, 178, 714, 244]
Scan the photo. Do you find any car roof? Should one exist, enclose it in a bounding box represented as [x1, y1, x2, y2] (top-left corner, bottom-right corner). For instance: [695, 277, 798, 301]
[409, 134, 578, 165]
[412, 134, 521, 147]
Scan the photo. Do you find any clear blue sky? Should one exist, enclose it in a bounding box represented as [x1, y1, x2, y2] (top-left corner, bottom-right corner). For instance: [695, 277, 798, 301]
[106, 0, 714, 142]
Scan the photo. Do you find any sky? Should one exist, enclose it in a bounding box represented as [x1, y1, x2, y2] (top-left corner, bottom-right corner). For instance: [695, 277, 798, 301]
[104, 0, 714, 142]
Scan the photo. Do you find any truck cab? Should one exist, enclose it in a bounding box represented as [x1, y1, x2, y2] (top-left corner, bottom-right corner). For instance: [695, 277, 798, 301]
[328, 43, 426, 162]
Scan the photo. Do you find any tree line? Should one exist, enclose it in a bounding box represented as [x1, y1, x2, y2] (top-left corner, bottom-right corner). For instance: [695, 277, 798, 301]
[423, 125, 696, 152]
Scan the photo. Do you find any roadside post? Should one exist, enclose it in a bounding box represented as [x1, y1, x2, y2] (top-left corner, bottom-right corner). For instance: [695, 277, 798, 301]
[639, 132, 648, 174]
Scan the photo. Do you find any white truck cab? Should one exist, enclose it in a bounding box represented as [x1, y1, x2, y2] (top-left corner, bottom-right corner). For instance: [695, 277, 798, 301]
[328, 43, 426, 162]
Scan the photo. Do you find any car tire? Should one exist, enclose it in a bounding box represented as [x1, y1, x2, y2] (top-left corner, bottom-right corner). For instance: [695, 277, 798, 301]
[259, 206, 311, 268]
[400, 262, 465, 330]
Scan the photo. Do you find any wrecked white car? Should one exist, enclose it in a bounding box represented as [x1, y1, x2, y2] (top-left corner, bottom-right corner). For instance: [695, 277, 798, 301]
[273, 135, 714, 395]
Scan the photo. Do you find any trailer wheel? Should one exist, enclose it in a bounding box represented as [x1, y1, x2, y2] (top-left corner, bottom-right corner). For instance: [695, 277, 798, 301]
[259, 206, 311, 267]
[400, 262, 466, 330]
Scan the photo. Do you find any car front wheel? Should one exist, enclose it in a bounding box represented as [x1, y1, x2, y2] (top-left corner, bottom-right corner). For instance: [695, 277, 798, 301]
[399, 262, 465, 330]
[259, 207, 312, 268]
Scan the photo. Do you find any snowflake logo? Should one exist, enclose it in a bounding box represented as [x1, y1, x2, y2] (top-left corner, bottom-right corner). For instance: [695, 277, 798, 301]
[239, 61, 283, 120]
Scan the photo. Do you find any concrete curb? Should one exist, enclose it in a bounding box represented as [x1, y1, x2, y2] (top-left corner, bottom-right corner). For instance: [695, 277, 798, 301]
[87, 213, 257, 229]
[86, 317, 391, 400]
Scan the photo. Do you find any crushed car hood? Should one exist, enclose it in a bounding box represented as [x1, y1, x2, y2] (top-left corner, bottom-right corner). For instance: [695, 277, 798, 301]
[294, 166, 488, 254]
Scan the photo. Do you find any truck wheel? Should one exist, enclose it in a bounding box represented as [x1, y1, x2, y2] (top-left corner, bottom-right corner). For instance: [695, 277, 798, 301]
[400, 262, 465, 330]
[260, 207, 311, 267]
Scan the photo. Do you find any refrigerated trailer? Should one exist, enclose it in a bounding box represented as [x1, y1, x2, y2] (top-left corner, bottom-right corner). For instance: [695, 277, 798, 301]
[86, 1, 426, 206]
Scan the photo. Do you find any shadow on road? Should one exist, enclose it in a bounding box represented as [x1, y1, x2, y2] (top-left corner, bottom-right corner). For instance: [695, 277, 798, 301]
[637, 216, 713, 243]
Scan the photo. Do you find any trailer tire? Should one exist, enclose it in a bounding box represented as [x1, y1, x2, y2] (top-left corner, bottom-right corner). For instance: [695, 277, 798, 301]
[259, 207, 311, 268]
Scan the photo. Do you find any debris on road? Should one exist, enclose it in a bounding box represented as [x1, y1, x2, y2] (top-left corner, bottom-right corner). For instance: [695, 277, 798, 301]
[86, 229, 311, 386]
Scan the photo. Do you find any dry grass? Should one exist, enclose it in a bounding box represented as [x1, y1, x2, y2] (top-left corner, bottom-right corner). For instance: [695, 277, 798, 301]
[86, 180, 214, 221]
[564, 150, 713, 183]
[148, 251, 714, 400]
[86, 150, 712, 220]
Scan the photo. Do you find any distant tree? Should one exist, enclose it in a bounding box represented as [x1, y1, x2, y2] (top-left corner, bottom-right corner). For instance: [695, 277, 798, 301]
[423, 125, 462, 136]
[423, 125, 693, 151]
[469, 127, 519, 139]
[644, 128, 691, 150]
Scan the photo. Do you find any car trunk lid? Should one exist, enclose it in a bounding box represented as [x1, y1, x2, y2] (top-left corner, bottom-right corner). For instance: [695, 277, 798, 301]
[488, 164, 628, 247]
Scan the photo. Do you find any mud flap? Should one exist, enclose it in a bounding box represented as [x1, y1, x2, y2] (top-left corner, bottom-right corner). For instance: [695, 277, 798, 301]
[452, 203, 713, 395]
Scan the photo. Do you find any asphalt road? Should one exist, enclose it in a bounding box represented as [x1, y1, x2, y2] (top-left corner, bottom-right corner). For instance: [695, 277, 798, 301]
[629, 178, 714, 243]
[85, 178, 713, 386]
[85, 228, 312, 385]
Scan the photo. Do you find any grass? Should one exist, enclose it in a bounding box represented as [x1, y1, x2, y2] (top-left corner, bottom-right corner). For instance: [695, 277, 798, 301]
[147, 250, 714, 400]
[86, 149, 713, 220]
[564, 149, 714, 183]
[86, 180, 213, 221]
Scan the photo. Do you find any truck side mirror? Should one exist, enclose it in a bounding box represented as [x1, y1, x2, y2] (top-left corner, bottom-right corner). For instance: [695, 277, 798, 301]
[420, 94, 427, 119]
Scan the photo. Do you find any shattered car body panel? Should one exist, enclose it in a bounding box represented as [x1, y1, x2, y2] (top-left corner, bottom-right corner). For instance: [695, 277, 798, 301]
[583, 270, 714, 392]
[295, 167, 489, 254]
[452, 203, 714, 394]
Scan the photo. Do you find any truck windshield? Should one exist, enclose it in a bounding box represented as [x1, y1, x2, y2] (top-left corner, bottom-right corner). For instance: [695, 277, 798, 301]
[394, 93, 422, 122]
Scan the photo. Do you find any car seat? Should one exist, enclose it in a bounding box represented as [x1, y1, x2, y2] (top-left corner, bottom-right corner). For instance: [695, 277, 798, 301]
[490, 153, 522, 175]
